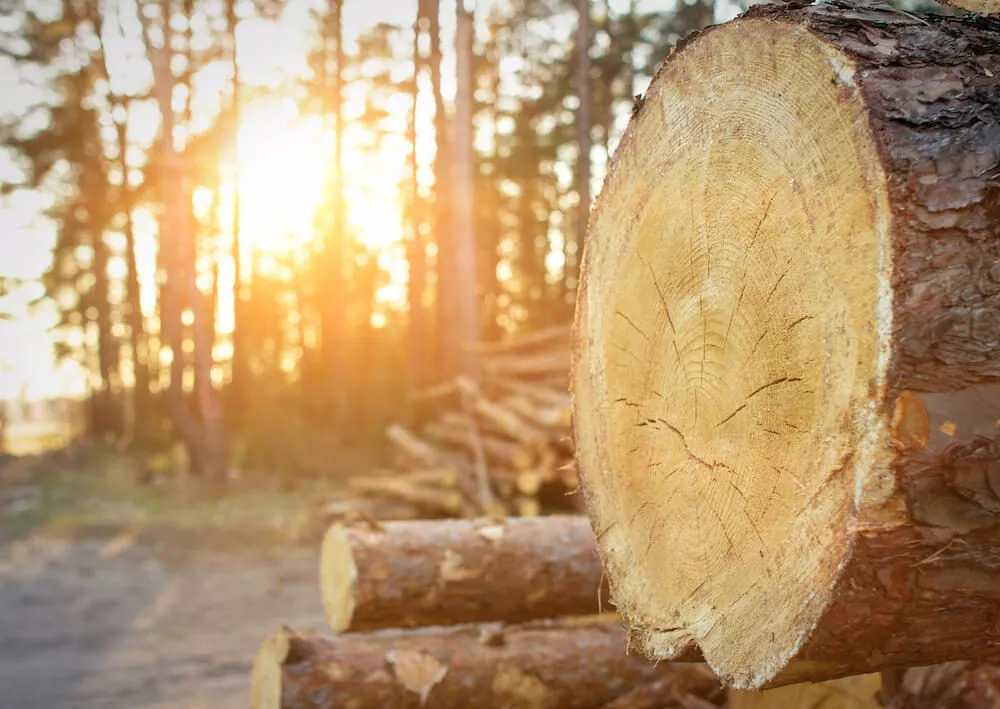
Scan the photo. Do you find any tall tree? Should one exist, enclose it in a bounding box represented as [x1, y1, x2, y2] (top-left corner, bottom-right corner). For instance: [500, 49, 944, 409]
[574, 0, 591, 290]
[227, 0, 247, 417]
[320, 0, 349, 426]
[452, 1, 480, 374]
[406, 2, 428, 402]
[140, 0, 226, 479]
[428, 0, 452, 379]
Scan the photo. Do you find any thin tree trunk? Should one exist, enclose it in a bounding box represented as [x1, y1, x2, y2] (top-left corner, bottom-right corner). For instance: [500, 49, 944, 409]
[320, 0, 349, 427]
[139, 0, 206, 472]
[406, 5, 427, 413]
[453, 2, 479, 374]
[573, 0, 592, 291]
[225, 0, 247, 423]
[429, 0, 452, 380]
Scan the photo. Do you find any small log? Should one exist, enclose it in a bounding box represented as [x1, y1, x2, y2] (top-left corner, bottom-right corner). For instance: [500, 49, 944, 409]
[572, 0, 1000, 689]
[461, 323, 571, 355]
[601, 665, 725, 709]
[320, 515, 608, 633]
[481, 350, 572, 378]
[456, 376, 547, 444]
[346, 477, 465, 517]
[502, 395, 572, 431]
[385, 424, 446, 468]
[935, 0, 999, 15]
[876, 661, 1000, 709]
[251, 618, 709, 709]
[491, 376, 572, 409]
[423, 421, 535, 470]
[729, 675, 883, 709]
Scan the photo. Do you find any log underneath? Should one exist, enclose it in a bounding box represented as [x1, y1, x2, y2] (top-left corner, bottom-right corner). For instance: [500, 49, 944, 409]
[729, 675, 883, 709]
[251, 618, 714, 709]
[936, 0, 1000, 16]
[879, 660, 1000, 709]
[320, 516, 609, 633]
[572, 0, 1000, 691]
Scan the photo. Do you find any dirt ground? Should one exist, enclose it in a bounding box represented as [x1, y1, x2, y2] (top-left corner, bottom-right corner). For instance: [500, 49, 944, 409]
[0, 532, 326, 709]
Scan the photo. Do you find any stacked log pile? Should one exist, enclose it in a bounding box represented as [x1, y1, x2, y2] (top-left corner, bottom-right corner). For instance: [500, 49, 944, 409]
[345, 324, 579, 519]
[252, 515, 726, 709]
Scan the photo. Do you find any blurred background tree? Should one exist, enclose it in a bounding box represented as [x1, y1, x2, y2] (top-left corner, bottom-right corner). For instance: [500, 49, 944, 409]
[0, 0, 946, 486]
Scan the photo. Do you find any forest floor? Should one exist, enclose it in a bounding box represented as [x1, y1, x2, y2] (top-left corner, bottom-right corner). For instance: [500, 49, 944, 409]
[0, 445, 357, 709]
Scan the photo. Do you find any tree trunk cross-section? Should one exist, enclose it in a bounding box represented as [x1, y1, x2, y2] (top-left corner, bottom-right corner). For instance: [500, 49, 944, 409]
[320, 516, 608, 632]
[572, 0, 1000, 691]
[250, 619, 717, 709]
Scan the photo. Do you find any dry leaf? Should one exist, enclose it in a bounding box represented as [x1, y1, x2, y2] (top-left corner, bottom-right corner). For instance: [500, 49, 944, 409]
[387, 649, 448, 706]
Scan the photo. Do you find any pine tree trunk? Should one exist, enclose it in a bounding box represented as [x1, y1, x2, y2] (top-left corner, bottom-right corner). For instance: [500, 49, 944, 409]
[429, 0, 453, 380]
[572, 1, 1000, 690]
[573, 0, 592, 291]
[226, 0, 247, 421]
[406, 5, 427, 414]
[140, 0, 208, 471]
[320, 0, 349, 427]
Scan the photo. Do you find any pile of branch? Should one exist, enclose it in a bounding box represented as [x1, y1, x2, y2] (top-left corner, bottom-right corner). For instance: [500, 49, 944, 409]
[347, 324, 579, 518]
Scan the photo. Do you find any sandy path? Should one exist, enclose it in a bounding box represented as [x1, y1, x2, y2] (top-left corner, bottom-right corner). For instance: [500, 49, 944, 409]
[0, 534, 325, 709]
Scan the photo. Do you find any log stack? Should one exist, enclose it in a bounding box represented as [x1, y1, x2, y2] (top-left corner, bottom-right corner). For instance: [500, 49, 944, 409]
[343, 324, 579, 519]
[252, 515, 725, 709]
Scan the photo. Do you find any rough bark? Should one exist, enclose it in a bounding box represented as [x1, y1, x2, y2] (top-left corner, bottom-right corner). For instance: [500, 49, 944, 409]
[320, 516, 609, 632]
[572, 0, 1000, 691]
[251, 618, 711, 709]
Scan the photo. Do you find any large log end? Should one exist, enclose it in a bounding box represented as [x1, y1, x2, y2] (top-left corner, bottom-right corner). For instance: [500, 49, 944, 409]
[251, 630, 290, 709]
[320, 524, 357, 633]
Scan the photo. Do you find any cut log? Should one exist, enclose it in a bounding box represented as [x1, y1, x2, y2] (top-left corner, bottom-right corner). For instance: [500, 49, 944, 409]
[491, 376, 572, 409]
[461, 323, 571, 355]
[423, 420, 535, 470]
[502, 395, 572, 430]
[601, 665, 725, 709]
[728, 675, 883, 709]
[346, 477, 466, 517]
[572, 0, 1000, 691]
[879, 660, 1000, 709]
[251, 618, 712, 709]
[456, 376, 548, 444]
[936, 0, 1000, 16]
[385, 424, 447, 468]
[480, 350, 572, 378]
[320, 515, 608, 632]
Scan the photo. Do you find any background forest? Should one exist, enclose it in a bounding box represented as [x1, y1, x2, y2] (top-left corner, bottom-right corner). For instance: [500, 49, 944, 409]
[0, 0, 936, 486]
